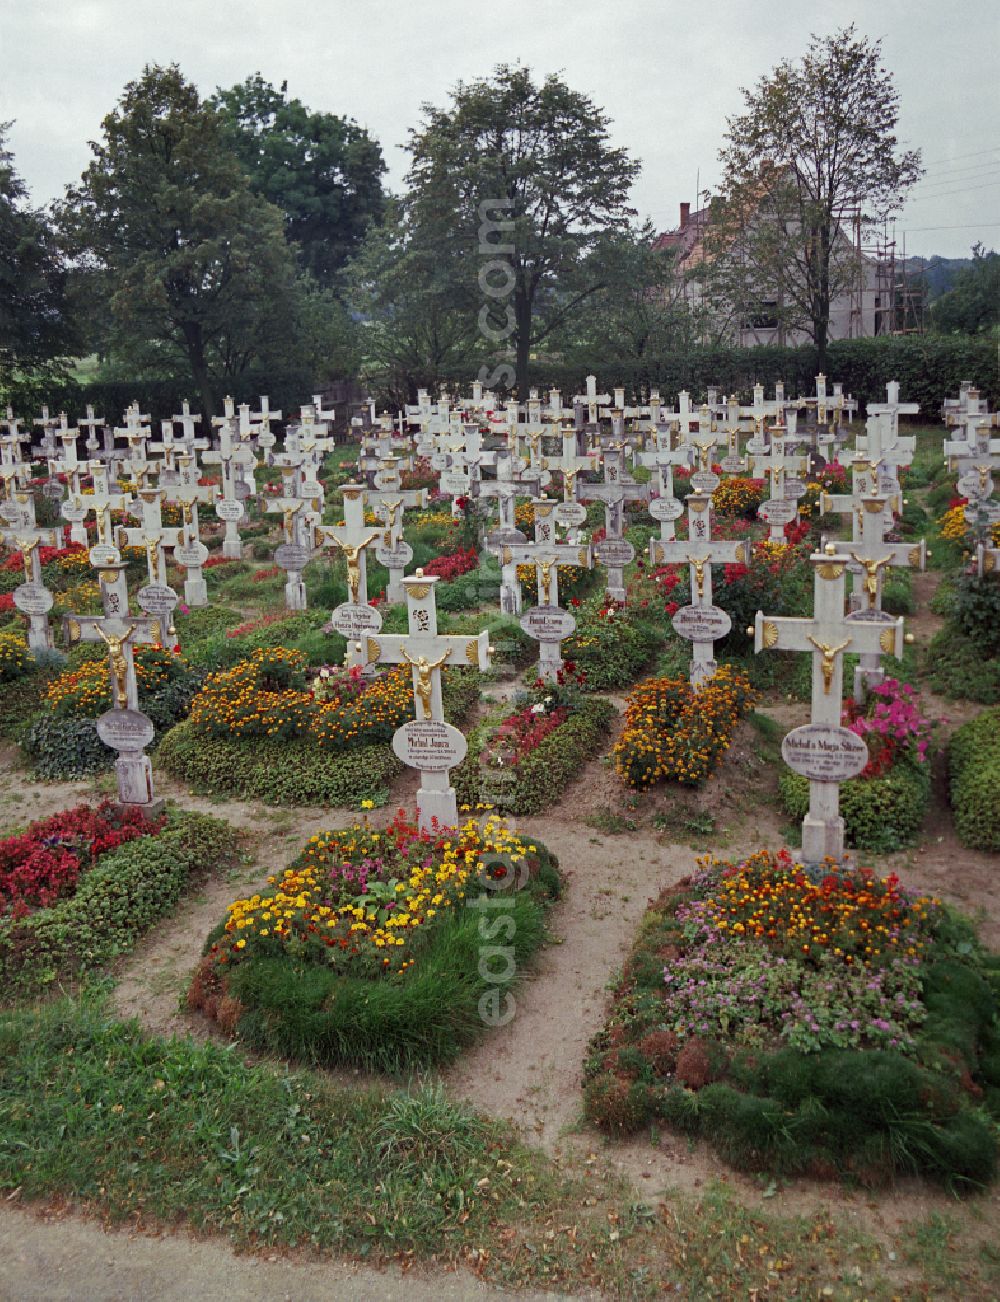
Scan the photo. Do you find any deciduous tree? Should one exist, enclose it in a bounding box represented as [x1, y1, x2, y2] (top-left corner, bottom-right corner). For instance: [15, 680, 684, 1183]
[706, 27, 922, 366]
[403, 65, 640, 393]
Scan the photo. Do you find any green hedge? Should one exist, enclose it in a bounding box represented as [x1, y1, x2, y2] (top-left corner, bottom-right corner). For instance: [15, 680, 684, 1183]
[434, 336, 999, 411]
[157, 726, 402, 805]
[949, 708, 1000, 852]
[779, 760, 931, 853]
[453, 697, 617, 814]
[0, 809, 240, 996]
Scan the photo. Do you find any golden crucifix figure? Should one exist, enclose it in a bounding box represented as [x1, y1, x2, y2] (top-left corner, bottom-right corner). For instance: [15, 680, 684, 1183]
[399, 646, 452, 719]
[333, 531, 380, 604]
[381, 499, 401, 545]
[282, 502, 303, 541]
[975, 464, 992, 494]
[849, 553, 891, 608]
[96, 624, 137, 710]
[539, 558, 554, 605]
[182, 501, 194, 527]
[694, 440, 714, 473]
[14, 536, 39, 583]
[806, 636, 852, 695]
[143, 534, 161, 582]
[686, 554, 707, 601]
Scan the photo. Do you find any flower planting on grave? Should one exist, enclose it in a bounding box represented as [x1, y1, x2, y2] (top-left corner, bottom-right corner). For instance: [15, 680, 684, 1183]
[710, 476, 766, 519]
[561, 594, 661, 690]
[158, 646, 480, 804]
[949, 707, 1000, 852]
[614, 667, 754, 789]
[712, 535, 813, 658]
[780, 679, 934, 852]
[0, 804, 239, 995]
[189, 813, 560, 1070]
[19, 645, 203, 779]
[453, 671, 616, 814]
[583, 852, 1000, 1189]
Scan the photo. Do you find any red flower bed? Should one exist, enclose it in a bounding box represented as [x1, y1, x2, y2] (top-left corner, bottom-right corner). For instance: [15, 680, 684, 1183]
[0, 593, 14, 612]
[489, 703, 569, 765]
[202, 554, 237, 569]
[2, 539, 79, 573]
[252, 566, 281, 582]
[424, 547, 479, 581]
[0, 800, 163, 919]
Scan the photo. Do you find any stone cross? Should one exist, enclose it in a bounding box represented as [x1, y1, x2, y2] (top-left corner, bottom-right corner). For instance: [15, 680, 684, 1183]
[839, 494, 927, 700]
[0, 506, 62, 651]
[821, 460, 897, 544]
[263, 469, 322, 611]
[31, 405, 59, 461]
[480, 450, 544, 614]
[573, 375, 613, 430]
[164, 456, 215, 606]
[63, 610, 163, 809]
[651, 492, 747, 685]
[578, 446, 648, 601]
[315, 485, 382, 638]
[78, 404, 109, 459]
[0, 409, 32, 493]
[751, 437, 808, 543]
[115, 489, 179, 585]
[361, 570, 493, 831]
[866, 381, 919, 442]
[503, 500, 593, 681]
[365, 457, 425, 602]
[201, 419, 256, 559]
[751, 544, 907, 864]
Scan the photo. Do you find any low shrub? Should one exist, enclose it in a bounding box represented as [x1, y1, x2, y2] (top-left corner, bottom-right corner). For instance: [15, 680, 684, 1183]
[779, 762, 931, 853]
[158, 724, 402, 805]
[562, 595, 660, 690]
[0, 808, 240, 994]
[924, 626, 1000, 704]
[189, 814, 559, 1071]
[454, 695, 616, 814]
[949, 707, 1000, 852]
[614, 666, 754, 789]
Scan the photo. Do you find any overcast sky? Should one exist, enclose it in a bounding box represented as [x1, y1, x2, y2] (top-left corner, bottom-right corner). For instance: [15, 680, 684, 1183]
[2, 0, 998, 261]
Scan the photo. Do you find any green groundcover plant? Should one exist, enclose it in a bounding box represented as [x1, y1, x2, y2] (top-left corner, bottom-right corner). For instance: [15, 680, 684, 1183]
[0, 806, 240, 995]
[949, 707, 1000, 852]
[584, 850, 1000, 1190]
[453, 672, 616, 815]
[189, 813, 560, 1072]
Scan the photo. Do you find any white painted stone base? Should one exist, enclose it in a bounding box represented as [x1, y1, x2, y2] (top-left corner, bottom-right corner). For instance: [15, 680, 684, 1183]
[416, 785, 459, 833]
[26, 615, 53, 653]
[284, 576, 307, 610]
[184, 577, 208, 607]
[801, 812, 845, 865]
[114, 751, 156, 808]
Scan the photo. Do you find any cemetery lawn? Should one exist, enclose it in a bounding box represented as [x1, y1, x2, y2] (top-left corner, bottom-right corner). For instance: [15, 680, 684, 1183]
[7, 992, 1000, 1300]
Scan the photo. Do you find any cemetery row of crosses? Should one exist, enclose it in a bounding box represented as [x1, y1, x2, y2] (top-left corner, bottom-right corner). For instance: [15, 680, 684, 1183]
[2, 374, 962, 854]
[4, 366, 1000, 1194]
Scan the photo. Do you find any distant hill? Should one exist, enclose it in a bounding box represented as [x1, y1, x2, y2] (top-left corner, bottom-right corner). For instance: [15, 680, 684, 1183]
[902, 255, 975, 300]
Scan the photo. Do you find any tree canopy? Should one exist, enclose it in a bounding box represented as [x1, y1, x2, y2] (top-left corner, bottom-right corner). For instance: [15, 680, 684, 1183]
[214, 75, 386, 287]
[930, 245, 1000, 336]
[59, 65, 338, 416]
[402, 65, 641, 393]
[706, 26, 922, 364]
[0, 125, 78, 382]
